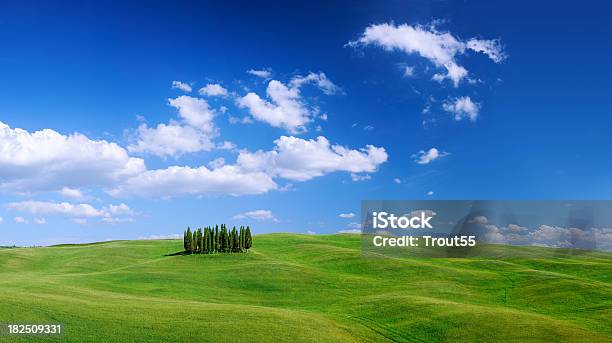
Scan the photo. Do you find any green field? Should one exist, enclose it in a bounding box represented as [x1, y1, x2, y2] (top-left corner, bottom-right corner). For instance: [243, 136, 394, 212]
[0, 233, 610, 342]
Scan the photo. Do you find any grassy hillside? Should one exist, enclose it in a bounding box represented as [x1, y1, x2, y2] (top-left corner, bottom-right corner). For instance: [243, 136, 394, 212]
[0, 233, 610, 342]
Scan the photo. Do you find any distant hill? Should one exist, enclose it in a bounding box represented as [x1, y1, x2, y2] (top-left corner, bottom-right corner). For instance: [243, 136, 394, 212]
[0, 233, 610, 342]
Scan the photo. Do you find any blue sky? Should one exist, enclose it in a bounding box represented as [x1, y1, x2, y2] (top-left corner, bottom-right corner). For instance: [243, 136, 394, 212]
[1, 1, 611, 245]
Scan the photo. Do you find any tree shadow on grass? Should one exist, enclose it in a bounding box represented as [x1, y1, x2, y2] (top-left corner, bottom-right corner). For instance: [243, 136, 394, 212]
[164, 251, 188, 256]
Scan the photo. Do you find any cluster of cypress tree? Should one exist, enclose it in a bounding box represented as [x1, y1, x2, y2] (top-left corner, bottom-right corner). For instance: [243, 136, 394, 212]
[183, 224, 252, 254]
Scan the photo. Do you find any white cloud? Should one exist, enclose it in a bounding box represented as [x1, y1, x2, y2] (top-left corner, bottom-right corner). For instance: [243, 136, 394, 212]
[114, 135, 386, 198]
[289, 72, 341, 95]
[0, 217, 3, 224]
[0, 121, 145, 192]
[7, 201, 134, 222]
[237, 80, 310, 133]
[138, 234, 181, 240]
[468, 215, 489, 225]
[207, 157, 226, 169]
[14, 216, 26, 224]
[306, 230, 316, 235]
[466, 39, 506, 63]
[350, 173, 371, 181]
[72, 218, 87, 225]
[348, 22, 505, 87]
[199, 83, 228, 97]
[109, 165, 277, 198]
[427, 191, 434, 196]
[237, 135, 387, 181]
[33, 217, 47, 225]
[338, 228, 361, 234]
[60, 187, 85, 200]
[129, 95, 219, 158]
[168, 95, 216, 133]
[233, 209, 277, 221]
[216, 141, 236, 150]
[172, 81, 192, 93]
[347, 222, 362, 229]
[228, 116, 253, 125]
[394, 178, 402, 184]
[128, 122, 215, 157]
[237, 73, 339, 133]
[442, 96, 480, 121]
[403, 66, 415, 77]
[247, 69, 272, 79]
[339, 212, 355, 218]
[415, 148, 448, 164]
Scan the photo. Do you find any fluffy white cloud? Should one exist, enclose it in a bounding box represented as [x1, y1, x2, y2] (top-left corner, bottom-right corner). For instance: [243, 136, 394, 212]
[442, 96, 480, 121]
[237, 136, 388, 181]
[168, 95, 216, 133]
[339, 212, 355, 218]
[7, 201, 133, 220]
[207, 157, 226, 169]
[216, 141, 236, 150]
[426, 191, 434, 196]
[469, 217, 611, 251]
[109, 165, 277, 198]
[60, 187, 85, 200]
[415, 148, 448, 164]
[129, 95, 219, 157]
[394, 178, 402, 184]
[112, 135, 387, 198]
[128, 122, 215, 157]
[199, 83, 228, 97]
[0, 121, 145, 192]
[237, 73, 339, 133]
[14, 216, 26, 224]
[33, 217, 47, 225]
[233, 209, 277, 221]
[0, 217, 3, 224]
[172, 81, 192, 93]
[237, 80, 311, 133]
[289, 72, 340, 95]
[348, 22, 505, 87]
[247, 69, 272, 79]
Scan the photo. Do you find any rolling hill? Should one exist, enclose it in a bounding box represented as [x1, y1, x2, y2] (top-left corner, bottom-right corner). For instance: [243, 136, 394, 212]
[0, 233, 610, 342]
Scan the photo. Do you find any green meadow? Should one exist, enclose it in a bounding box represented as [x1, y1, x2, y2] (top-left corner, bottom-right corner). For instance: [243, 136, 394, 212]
[0, 233, 610, 342]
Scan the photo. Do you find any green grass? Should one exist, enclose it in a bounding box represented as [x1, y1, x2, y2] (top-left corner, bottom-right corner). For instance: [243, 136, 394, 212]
[0, 233, 610, 342]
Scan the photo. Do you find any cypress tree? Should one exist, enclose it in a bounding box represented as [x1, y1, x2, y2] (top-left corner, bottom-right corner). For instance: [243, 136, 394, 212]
[197, 229, 203, 253]
[185, 227, 192, 253]
[191, 230, 197, 253]
[208, 227, 212, 253]
[206, 227, 212, 254]
[239, 226, 245, 252]
[208, 228, 214, 253]
[202, 228, 206, 253]
[232, 227, 239, 253]
[220, 226, 228, 252]
[245, 226, 252, 252]
[215, 225, 219, 252]
[183, 229, 188, 252]
[228, 227, 233, 252]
